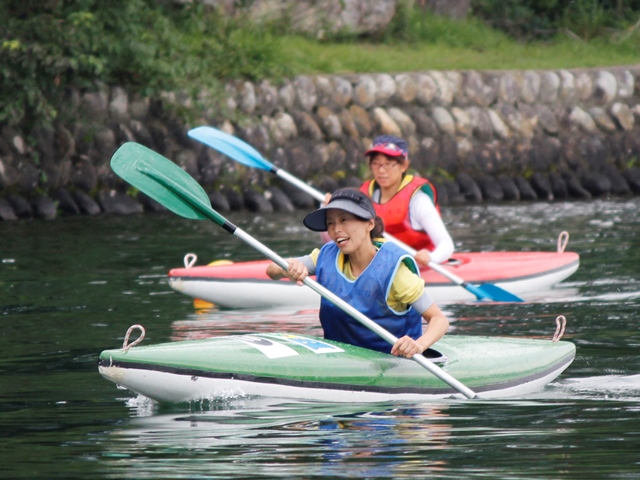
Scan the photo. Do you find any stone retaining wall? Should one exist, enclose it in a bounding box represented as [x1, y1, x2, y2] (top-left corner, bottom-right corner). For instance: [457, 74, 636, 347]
[1, 66, 640, 220]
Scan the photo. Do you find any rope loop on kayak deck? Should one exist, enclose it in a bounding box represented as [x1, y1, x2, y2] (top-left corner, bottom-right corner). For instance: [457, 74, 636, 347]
[184, 253, 197, 268]
[557, 231, 569, 253]
[553, 316, 566, 342]
[123, 325, 146, 351]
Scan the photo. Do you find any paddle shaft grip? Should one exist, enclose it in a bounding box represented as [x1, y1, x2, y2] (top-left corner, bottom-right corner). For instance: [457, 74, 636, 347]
[221, 221, 236, 235]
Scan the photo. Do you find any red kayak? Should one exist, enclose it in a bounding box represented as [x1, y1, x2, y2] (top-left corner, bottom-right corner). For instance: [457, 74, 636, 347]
[167, 250, 579, 308]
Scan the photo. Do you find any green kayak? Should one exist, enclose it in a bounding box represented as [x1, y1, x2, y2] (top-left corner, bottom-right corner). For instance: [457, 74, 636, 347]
[99, 328, 575, 403]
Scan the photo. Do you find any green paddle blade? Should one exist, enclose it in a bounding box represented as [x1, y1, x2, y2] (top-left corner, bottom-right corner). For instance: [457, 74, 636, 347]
[110, 142, 228, 227]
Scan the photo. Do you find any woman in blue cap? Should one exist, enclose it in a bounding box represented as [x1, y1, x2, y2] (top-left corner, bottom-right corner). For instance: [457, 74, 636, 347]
[266, 188, 449, 358]
[360, 135, 454, 266]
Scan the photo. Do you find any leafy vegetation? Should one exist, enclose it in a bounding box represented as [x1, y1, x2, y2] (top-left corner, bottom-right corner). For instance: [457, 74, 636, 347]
[0, 0, 289, 132]
[1, 0, 639, 136]
[471, 0, 640, 40]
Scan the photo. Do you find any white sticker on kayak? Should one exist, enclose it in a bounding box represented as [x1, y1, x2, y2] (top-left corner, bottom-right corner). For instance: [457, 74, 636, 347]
[233, 335, 299, 359]
[263, 334, 344, 354]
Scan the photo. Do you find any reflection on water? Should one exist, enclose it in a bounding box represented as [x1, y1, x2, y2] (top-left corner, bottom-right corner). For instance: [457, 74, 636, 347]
[170, 307, 323, 341]
[101, 392, 640, 479]
[104, 400, 456, 478]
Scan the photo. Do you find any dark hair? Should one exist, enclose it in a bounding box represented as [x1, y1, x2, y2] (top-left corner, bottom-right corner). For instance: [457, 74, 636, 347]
[371, 215, 385, 240]
[368, 153, 406, 164]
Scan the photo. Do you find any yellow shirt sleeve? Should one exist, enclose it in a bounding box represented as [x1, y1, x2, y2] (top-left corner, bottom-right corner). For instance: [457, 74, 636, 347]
[387, 262, 425, 311]
[309, 248, 320, 267]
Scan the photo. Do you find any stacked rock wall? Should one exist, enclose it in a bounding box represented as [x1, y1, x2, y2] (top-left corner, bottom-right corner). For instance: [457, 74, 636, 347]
[1, 66, 640, 219]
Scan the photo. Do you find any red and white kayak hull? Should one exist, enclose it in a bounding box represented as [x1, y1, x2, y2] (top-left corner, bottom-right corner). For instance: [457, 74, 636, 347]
[167, 251, 580, 308]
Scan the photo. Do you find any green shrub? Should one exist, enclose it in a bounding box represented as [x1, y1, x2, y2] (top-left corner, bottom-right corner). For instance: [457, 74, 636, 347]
[0, 1, 290, 132]
[471, 0, 640, 39]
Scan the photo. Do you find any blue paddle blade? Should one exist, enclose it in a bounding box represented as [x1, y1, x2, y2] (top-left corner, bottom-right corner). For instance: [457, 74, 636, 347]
[473, 283, 524, 303]
[188, 126, 274, 172]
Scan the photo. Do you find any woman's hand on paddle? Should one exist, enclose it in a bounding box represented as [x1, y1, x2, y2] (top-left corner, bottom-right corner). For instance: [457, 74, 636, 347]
[391, 303, 449, 358]
[266, 259, 308, 286]
[391, 336, 424, 359]
[413, 248, 432, 267]
[284, 259, 309, 286]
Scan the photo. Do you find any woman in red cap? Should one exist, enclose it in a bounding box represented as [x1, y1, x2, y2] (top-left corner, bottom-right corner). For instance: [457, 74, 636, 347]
[360, 135, 454, 267]
[266, 188, 450, 358]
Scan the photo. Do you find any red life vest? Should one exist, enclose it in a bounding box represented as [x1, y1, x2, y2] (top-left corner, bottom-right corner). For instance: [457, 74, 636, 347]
[360, 176, 439, 251]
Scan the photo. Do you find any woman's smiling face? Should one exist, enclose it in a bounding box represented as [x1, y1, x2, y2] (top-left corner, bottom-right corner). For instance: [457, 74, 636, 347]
[325, 209, 374, 254]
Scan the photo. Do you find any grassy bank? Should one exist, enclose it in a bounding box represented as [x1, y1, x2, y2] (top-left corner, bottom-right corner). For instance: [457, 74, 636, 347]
[281, 10, 640, 74]
[281, 35, 640, 74]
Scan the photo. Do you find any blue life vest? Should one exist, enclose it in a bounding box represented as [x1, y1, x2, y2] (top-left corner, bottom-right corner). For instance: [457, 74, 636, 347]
[316, 241, 423, 354]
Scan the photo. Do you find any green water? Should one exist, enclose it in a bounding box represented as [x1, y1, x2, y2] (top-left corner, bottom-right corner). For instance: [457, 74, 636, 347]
[1, 199, 639, 479]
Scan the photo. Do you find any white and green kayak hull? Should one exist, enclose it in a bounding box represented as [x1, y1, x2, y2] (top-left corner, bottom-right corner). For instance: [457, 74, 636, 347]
[99, 332, 575, 403]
